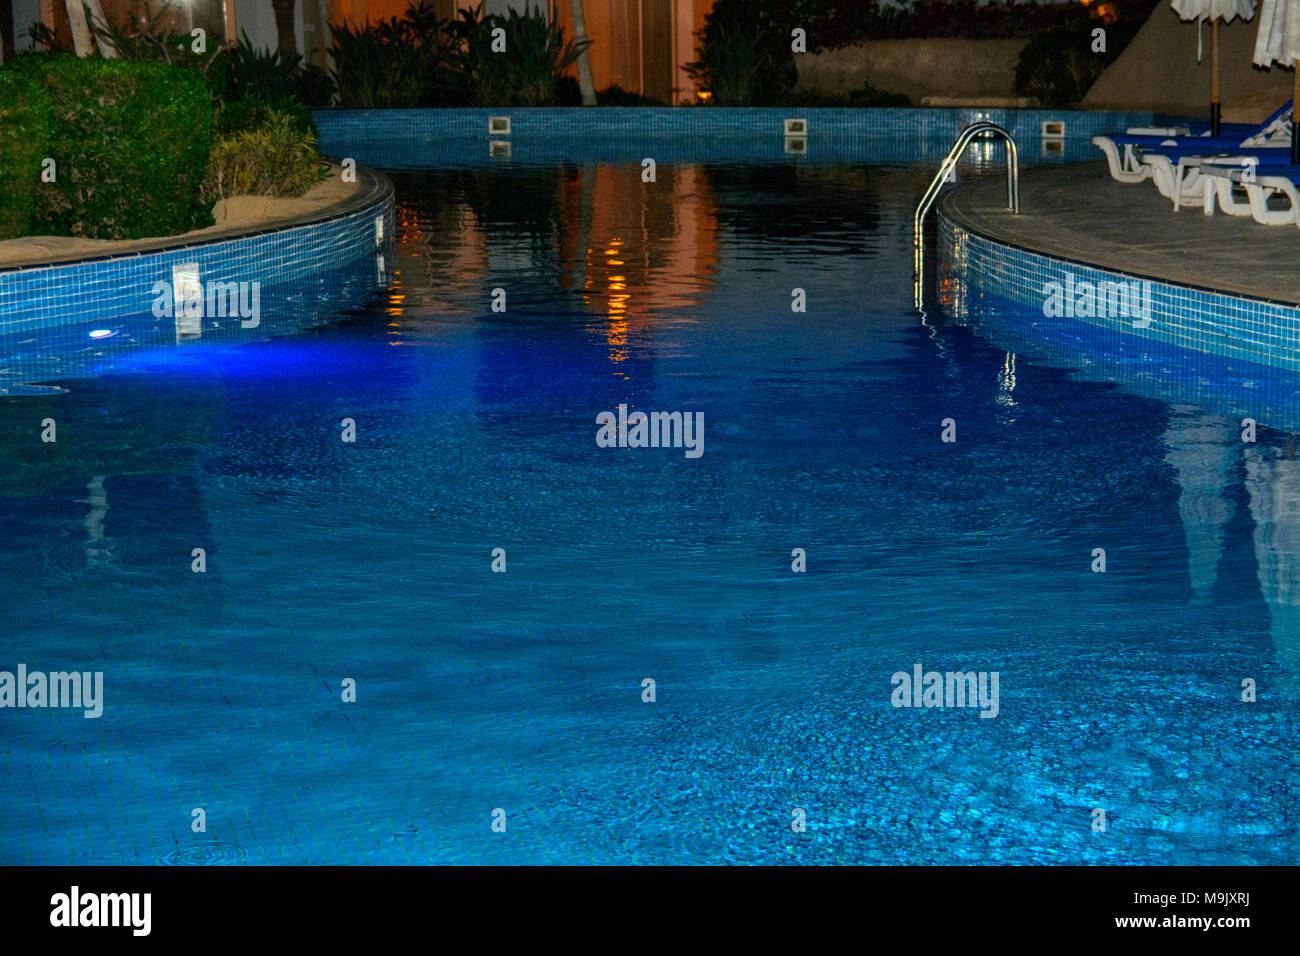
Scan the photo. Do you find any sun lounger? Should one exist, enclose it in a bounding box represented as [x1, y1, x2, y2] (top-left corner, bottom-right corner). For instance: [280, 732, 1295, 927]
[1133, 145, 1292, 209]
[1093, 101, 1293, 184]
[1197, 163, 1300, 226]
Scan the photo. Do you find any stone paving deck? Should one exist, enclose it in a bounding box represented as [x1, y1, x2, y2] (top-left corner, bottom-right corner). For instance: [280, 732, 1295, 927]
[941, 161, 1300, 306]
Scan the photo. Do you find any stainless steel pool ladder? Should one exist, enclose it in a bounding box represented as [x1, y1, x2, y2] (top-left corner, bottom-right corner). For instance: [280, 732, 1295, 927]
[913, 122, 1019, 309]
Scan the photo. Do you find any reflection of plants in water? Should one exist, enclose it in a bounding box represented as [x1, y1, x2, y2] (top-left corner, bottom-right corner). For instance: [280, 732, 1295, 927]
[384, 168, 564, 320]
[702, 163, 883, 242]
[397, 162, 708, 260]
[393, 166, 564, 244]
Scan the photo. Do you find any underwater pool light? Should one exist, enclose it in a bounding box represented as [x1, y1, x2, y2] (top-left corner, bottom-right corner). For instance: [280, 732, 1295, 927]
[88, 329, 116, 339]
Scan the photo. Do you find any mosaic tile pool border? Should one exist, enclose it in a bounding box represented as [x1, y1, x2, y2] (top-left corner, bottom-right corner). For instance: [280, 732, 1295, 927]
[0, 170, 395, 338]
[937, 207, 1300, 372]
[314, 107, 1162, 167]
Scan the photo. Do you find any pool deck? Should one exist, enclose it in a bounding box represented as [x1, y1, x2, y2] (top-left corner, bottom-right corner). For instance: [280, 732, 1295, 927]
[941, 161, 1300, 306]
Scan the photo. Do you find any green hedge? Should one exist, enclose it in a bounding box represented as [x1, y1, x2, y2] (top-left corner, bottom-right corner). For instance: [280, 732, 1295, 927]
[0, 72, 52, 241]
[215, 91, 317, 138]
[3, 54, 214, 240]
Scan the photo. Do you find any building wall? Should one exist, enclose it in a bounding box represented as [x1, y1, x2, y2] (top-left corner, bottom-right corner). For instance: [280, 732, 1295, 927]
[9, 0, 41, 51]
[551, 0, 712, 103]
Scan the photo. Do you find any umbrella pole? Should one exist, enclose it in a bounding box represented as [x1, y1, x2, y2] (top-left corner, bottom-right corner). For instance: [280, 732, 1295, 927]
[1211, 18, 1221, 137]
[1293, 66, 1299, 166]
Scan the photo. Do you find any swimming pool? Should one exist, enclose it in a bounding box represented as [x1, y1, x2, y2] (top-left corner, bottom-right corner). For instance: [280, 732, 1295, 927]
[1, 149, 1297, 865]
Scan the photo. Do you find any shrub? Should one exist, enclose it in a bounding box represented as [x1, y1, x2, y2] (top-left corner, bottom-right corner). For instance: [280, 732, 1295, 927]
[685, 6, 792, 105]
[846, 82, 911, 107]
[597, 84, 665, 106]
[555, 73, 582, 105]
[216, 91, 317, 137]
[782, 82, 910, 107]
[686, 18, 770, 105]
[331, 8, 451, 108]
[227, 33, 337, 107]
[0, 71, 52, 240]
[90, 0, 230, 101]
[326, 1, 588, 107]
[202, 109, 328, 203]
[295, 63, 337, 108]
[5, 54, 213, 240]
[684, 0, 919, 104]
[906, 0, 1076, 40]
[226, 35, 303, 101]
[43, 2, 336, 108]
[1015, 16, 1142, 106]
[447, 2, 589, 107]
[686, 0, 1158, 105]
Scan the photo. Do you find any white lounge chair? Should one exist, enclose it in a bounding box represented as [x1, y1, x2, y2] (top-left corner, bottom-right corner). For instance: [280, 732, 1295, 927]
[1092, 101, 1293, 185]
[1197, 163, 1300, 226]
[1135, 145, 1291, 209]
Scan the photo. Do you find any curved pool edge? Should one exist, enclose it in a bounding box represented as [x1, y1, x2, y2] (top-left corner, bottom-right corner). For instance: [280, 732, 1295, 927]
[0, 164, 396, 338]
[937, 173, 1300, 374]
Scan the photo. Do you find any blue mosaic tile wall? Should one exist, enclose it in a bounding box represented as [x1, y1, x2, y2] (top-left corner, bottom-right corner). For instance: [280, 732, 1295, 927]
[0, 194, 395, 340]
[938, 210, 1300, 373]
[314, 107, 1160, 167]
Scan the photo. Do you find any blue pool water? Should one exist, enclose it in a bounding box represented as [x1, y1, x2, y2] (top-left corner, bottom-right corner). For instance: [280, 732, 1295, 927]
[1, 157, 1297, 865]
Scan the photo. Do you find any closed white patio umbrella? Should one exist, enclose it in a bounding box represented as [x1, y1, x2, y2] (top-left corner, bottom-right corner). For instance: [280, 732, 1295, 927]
[1254, 0, 1300, 162]
[1172, 0, 1258, 135]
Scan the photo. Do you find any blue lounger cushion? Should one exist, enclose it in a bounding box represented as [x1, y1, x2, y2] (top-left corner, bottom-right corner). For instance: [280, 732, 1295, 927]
[1094, 101, 1294, 184]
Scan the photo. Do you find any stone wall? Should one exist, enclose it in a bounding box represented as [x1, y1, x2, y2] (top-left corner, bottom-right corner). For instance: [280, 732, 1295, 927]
[795, 39, 1029, 105]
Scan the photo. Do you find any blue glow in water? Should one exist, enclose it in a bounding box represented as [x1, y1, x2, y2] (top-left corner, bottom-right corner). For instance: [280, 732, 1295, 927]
[0, 160, 1297, 865]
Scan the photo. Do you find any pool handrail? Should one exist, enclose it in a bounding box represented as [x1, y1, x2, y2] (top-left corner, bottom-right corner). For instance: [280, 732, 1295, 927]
[914, 121, 1019, 309]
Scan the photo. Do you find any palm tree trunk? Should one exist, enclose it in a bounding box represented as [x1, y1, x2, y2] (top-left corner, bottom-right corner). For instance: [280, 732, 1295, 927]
[222, 0, 238, 49]
[569, 0, 597, 106]
[84, 0, 116, 57]
[64, 0, 93, 56]
[314, 0, 332, 73]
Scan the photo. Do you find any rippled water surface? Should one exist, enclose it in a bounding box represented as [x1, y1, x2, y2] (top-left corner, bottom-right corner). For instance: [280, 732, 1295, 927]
[1, 159, 1297, 864]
